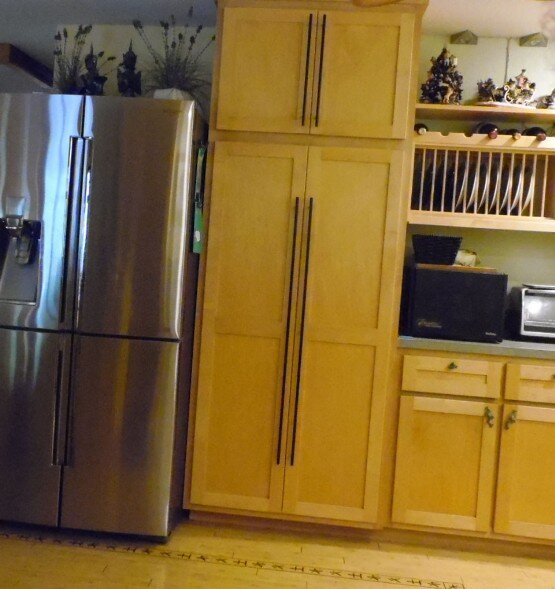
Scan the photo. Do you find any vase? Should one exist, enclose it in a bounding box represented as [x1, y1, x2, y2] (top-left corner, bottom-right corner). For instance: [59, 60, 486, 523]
[152, 88, 194, 101]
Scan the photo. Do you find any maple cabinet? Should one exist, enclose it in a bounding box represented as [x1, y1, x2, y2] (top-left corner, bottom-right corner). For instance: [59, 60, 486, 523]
[190, 142, 406, 523]
[393, 352, 555, 542]
[495, 404, 555, 541]
[217, 7, 416, 139]
[392, 395, 499, 532]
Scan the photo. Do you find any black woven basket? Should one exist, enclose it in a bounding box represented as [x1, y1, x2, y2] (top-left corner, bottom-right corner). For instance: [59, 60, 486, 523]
[412, 234, 462, 265]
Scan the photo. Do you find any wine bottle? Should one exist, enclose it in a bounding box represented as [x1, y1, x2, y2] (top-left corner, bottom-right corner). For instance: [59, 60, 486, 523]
[501, 128, 522, 140]
[472, 123, 498, 139]
[523, 127, 547, 141]
[414, 123, 428, 135]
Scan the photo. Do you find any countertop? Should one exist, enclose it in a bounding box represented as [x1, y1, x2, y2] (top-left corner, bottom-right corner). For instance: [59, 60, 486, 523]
[398, 335, 555, 360]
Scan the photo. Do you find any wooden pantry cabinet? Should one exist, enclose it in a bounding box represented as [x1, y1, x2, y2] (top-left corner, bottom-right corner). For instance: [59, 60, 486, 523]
[392, 352, 555, 542]
[216, 6, 417, 138]
[187, 0, 425, 528]
[190, 141, 407, 523]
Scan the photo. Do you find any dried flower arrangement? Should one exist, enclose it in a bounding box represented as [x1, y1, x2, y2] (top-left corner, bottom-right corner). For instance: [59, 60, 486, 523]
[132, 8, 215, 103]
[54, 26, 115, 95]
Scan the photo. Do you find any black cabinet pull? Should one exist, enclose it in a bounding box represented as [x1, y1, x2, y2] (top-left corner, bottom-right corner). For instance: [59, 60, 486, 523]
[301, 14, 314, 127]
[291, 197, 314, 466]
[314, 15, 327, 128]
[277, 197, 300, 464]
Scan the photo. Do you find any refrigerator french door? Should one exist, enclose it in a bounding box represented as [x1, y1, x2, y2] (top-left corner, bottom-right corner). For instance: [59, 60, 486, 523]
[0, 94, 197, 536]
[60, 97, 196, 537]
[0, 94, 83, 525]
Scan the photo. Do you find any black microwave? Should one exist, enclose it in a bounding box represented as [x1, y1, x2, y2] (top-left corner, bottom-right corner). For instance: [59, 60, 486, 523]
[406, 264, 508, 343]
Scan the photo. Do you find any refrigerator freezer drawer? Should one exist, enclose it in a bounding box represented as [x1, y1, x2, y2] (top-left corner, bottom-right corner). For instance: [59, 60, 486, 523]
[0, 328, 69, 526]
[61, 335, 180, 537]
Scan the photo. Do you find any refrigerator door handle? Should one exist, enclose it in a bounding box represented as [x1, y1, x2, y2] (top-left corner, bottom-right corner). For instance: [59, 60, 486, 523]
[59, 136, 84, 329]
[51, 341, 68, 466]
[75, 138, 93, 329]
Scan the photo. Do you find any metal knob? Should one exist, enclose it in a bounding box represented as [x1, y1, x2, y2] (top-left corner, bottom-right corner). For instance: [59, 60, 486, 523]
[447, 362, 458, 371]
[484, 407, 495, 428]
[505, 410, 518, 430]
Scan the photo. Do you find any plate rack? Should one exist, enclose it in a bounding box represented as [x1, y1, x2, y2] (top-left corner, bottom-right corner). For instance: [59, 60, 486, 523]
[409, 133, 555, 232]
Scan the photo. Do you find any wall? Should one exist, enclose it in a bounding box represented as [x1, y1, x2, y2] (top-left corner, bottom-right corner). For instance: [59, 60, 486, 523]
[55, 24, 216, 114]
[420, 34, 555, 106]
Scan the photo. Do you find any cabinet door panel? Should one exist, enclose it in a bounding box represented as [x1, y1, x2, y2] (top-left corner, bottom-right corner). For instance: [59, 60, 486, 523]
[311, 11, 415, 138]
[190, 142, 307, 513]
[282, 147, 404, 523]
[392, 396, 498, 532]
[217, 8, 316, 134]
[495, 404, 555, 540]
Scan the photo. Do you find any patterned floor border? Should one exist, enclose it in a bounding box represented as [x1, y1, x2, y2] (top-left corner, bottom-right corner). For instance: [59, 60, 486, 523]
[0, 530, 465, 589]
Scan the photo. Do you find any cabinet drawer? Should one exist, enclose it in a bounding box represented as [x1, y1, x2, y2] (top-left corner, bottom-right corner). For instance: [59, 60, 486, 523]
[402, 355, 502, 399]
[506, 363, 555, 403]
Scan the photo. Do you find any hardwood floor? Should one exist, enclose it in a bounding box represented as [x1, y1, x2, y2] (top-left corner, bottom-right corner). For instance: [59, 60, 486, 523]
[0, 519, 554, 588]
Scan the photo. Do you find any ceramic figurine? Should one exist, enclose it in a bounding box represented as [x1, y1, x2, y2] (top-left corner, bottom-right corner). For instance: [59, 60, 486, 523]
[477, 70, 536, 106]
[420, 48, 463, 105]
[537, 88, 555, 109]
[117, 41, 142, 97]
[80, 45, 110, 96]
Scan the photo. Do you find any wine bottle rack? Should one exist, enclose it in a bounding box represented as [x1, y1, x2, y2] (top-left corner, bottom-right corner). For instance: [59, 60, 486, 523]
[409, 134, 555, 232]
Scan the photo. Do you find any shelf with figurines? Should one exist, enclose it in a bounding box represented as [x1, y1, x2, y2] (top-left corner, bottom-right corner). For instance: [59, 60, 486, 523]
[410, 49, 555, 232]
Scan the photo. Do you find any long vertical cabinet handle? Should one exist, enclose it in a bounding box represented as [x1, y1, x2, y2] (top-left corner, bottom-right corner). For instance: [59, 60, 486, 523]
[290, 197, 314, 466]
[277, 198, 301, 464]
[314, 14, 327, 127]
[301, 14, 314, 126]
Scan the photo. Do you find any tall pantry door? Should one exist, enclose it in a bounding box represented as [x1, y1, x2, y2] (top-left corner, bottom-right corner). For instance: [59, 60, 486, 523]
[282, 147, 405, 523]
[190, 142, 308, 512]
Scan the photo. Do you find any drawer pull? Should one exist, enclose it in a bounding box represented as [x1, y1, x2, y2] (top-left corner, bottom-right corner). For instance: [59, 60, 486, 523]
[484, 407, 495, 428]
[505, 410, 518, 430]
[447, 362, 458, 371]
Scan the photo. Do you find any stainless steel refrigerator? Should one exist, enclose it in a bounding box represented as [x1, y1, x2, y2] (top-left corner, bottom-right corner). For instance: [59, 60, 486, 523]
[0, 94, 199, 537]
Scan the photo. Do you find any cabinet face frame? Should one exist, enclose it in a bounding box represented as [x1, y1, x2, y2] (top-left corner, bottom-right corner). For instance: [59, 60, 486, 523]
[190, 142, 308, 513]
[392, 395, 499, 532]
[495, 403, 555, 540]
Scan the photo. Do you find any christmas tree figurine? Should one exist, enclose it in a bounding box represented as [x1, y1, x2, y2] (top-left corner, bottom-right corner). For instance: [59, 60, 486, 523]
[420, 48, 463, 105]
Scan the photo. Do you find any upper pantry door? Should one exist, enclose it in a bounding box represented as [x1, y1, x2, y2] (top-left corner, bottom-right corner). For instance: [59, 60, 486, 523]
[310, 11, 416, 139]
[217, 7, 317, 134]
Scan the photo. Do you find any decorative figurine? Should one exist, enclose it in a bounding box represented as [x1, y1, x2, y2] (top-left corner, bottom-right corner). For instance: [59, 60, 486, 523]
[420, 48, 463, 105]
[537, 88, 555, 109]
[117, 41, 142, 97]
[477, 70, 536, 106]
[80, 45, 114, 96]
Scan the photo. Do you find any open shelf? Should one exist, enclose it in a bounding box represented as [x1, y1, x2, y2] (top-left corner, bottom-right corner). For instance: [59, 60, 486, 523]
[416, 104, 555, 125]
[408, 210, 555, 232]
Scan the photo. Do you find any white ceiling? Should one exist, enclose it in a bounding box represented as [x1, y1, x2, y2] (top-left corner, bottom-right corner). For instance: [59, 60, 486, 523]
[0, 0, 553, 69]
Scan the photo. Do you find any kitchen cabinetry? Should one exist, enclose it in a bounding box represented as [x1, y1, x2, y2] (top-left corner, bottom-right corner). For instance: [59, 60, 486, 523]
[217, 7, 416, 138]
[392, 395, 498, 532]
[393, 352, 555, 542]
[191, 142, 406, 523]
[495, 404, 555, 540]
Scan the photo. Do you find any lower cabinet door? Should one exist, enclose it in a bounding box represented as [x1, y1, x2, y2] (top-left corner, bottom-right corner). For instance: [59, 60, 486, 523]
[495, 404, 555, 541]
[190, 142, 308, 513]
[392, 395, 498, 532]
[281, 147, 405, 523]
